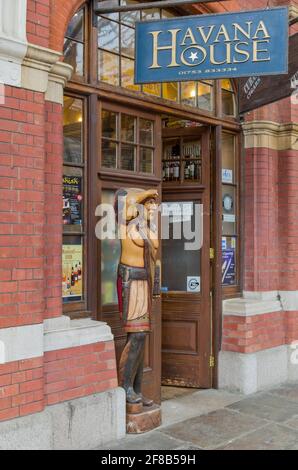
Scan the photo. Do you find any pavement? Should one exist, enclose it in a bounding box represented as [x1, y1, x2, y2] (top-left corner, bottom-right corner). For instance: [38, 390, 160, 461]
[99, 383, 298, 450]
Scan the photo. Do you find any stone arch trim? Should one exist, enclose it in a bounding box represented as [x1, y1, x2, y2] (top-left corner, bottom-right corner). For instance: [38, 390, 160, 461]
[49, 0, 86, 53]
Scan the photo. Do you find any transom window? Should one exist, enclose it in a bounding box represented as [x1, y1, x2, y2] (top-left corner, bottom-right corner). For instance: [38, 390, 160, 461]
[101, 107, 155, 173]
[63, 2, 237, 117]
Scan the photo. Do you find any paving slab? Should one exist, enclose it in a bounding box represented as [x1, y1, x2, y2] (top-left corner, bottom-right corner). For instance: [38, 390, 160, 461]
[100, 431, 189, 451]
[160, 389, 243, 428]
[228, 392, 298, 423]
[270, 383, 298, 403]
[283, 415, 298, 430]
[220, 423, 298, 450]
[160, 408, 267, 450]
[96, 384, 298, 450]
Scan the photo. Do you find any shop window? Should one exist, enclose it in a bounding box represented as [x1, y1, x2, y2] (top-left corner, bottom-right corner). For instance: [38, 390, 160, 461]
[221, 79, 236, 116]
[62, 3, 242, 119]
[221, 133, 239, 289]
[64, 7, 85, 78]
[101, 189, 121, 306]
[62, 96, 86, 312]
[162, 202, 201, 292]
[101, 107, 155, 174]
[198, 81, 213, 112]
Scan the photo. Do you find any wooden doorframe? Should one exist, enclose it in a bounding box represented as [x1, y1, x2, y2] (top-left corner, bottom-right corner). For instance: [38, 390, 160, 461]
[211, 125, 223, 388]
[161, 125, 212, 388]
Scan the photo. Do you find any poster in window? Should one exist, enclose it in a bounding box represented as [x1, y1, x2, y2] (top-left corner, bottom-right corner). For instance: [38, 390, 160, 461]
[63, 175, 83, 225]
[62, 244, 83, 301]
[222, 249, 236, 286]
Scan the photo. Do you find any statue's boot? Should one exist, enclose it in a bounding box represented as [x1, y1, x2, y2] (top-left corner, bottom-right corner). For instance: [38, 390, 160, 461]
[119, 333, 145, 404]
[134, 335, 154, 407]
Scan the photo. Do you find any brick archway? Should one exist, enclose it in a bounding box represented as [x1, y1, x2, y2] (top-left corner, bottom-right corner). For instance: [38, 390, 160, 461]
[49, 0, 86, 52]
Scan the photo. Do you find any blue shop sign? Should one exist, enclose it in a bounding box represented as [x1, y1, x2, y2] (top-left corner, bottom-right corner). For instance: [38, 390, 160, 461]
[135, 7, 288, 83]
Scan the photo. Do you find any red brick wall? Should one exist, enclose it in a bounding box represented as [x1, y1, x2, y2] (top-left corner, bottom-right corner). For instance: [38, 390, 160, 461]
[0, 341, 118, 423]
[44, 102, 63, 319]
[278, 149, 298, 291]
[222, 312, 286, 353]
[244, 146, 280, 292]
[0, 87, 46, 328]
[285, 311, 298, 343]
[223, 310, 298, 353]
[0, 357, 44, 422]
[27, 0, 50, 49]
[44, 342, 118, 406]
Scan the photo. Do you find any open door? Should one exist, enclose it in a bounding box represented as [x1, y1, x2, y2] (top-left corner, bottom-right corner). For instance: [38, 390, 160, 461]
[99, 101, 162, 404]
[161, 126, 212, 388]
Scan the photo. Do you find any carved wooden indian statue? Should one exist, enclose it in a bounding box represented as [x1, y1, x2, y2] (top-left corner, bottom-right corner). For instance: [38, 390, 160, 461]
[114, 188, 160, 408]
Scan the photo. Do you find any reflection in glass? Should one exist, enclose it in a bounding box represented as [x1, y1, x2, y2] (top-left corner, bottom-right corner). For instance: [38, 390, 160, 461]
[66, 8, 84, 42]
[99, 0, 119, 21]
[121, 1, 140, 25]
[121, 114, 135, 142]
[181, 82, 196, 107]
[102, 139, 117, 168]
[99, 50, 119, 85]
[222, 89, 235, 116]
[121, 57, 140, 91]
[142, 83, 161, 97]
[198, 82, 212, 111]
[63, 97, 83, 163]
[140, 119, 153, 146]
[101, 190, 121, 305]
[98, 17, 119, 52]
[162, 82, 178, 102]
[120, 144, 135, 171]
[142, 8, 160, 20]
[63, 40, 84, 77]
[102, 110, 117, 139]
[222, 79, 233, 91]
[121, 25, 135, 57]
[162, 202, 201, 291]
[140, 147, 153, 173]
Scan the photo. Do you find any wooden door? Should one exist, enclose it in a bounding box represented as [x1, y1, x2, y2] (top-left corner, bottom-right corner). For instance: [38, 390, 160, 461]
[98, 101, 162, 403]
[161, 127, 212, 388]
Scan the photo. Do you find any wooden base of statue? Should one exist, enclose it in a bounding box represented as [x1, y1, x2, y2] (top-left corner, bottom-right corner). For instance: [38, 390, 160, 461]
[126, 403, 161, 434]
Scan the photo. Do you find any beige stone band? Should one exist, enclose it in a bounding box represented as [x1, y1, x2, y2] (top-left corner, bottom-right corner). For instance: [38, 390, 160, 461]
[242, 121, 298, 151]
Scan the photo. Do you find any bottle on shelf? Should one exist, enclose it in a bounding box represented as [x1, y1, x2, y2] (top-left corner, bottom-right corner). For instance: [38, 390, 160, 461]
[184, 157, 190, 180]
[169, 161, 174, 181]
[165, 161, 170, 181]
[189, 156, 195, 180]
[194, 160, 199, 180]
